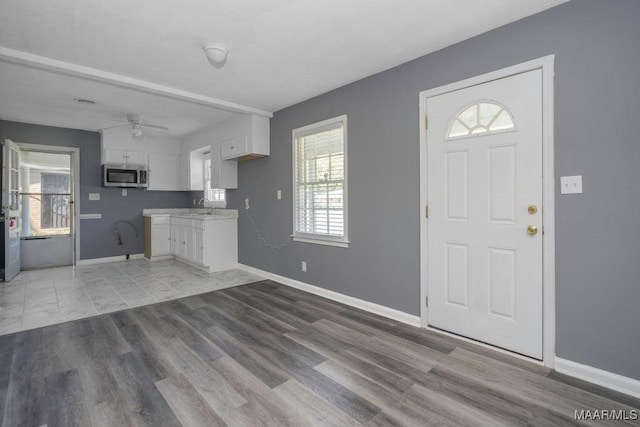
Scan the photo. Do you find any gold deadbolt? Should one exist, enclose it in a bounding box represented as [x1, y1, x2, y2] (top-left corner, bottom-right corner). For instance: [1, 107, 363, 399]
[527, 225, 538, 236]
[528, 205, 538, 215]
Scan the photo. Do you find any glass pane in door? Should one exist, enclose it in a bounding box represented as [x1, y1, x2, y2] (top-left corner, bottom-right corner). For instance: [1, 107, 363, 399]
[20, 151, 72, 237]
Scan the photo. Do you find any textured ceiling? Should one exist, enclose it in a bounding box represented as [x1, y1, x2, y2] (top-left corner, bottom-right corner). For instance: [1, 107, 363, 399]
[0, 0, 569, 137]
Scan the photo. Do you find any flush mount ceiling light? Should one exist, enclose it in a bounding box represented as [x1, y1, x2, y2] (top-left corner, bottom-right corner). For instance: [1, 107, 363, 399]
[203, 42, 229, 68]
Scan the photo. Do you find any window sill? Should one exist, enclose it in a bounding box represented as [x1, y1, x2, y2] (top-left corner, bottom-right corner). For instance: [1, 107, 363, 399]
[293, 236, 350, 248]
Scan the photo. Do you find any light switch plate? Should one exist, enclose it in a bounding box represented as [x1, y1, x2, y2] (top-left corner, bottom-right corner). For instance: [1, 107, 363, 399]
[560, 175, 583, 194]
[88, 192, 100, 201]
[122, 189, 127, 197]
[277, 190, 282, 200]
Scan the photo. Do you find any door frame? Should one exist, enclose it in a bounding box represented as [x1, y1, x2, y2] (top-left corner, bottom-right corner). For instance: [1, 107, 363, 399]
[17, 143, 81, 266]
[418, 55, 556, 367]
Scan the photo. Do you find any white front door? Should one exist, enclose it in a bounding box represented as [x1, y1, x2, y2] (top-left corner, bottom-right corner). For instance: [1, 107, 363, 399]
[427, 69, 543, 359]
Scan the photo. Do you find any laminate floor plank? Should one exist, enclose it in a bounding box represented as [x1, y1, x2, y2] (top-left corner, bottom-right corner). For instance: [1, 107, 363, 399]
[273, 379, 363, 427]
[286, 328, 415, 394]
[438, 348, 640, 421]
[2, 329, 48, 427]
[160, 313, 225, 364]
[222, 288, 313, 331]
[161, 338, 248, 411]
[203, 290, 297, 335]
[211, 356, 300, 426]
[420, 366, 579, 426]
[0, 334, 15, 421]
[203, 325, 291, 388]
[316, 359, 503, 427]
[77, 359, 135, 426]
[155, 373, 227, 427]
[0, 279, 637, 426]
[44, 368, 90, 427]
[105, 351, 181, 427]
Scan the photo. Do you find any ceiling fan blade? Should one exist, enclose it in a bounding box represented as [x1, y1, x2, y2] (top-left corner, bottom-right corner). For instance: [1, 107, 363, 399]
[140, 123, 170, 131]
[101, 123, 129, 130]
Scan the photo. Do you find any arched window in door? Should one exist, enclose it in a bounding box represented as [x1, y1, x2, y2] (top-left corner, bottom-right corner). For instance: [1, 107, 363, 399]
[447, 100, 515, 140]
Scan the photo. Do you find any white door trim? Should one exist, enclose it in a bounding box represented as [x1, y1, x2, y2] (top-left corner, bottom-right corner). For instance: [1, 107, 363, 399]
[16, 143, 81, 266]
[418, 55, 555, 367]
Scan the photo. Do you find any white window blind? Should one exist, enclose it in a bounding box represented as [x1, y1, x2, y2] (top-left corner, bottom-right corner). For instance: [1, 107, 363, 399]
[293, 115, 348, 246]
[204, 157, 226, 207]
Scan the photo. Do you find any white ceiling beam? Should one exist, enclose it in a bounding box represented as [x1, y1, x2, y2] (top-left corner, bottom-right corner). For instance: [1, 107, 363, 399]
[0, 46, 273, 118]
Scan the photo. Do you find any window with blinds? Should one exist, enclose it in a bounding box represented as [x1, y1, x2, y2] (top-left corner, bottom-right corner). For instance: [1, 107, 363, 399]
[204, 156, 226, 207]
[293, 115, 348, 247]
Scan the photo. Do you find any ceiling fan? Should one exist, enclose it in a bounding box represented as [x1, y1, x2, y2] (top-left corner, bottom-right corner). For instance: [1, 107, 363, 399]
[104, 114, 170, 140]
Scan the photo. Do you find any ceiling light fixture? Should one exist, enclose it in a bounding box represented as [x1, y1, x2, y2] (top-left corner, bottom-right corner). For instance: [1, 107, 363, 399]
[203, 42, 229, 68]
[129, 124, 144, 140]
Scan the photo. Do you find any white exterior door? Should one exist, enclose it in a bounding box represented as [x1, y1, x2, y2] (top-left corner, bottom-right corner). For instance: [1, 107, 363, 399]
[427, 69, 543, 359]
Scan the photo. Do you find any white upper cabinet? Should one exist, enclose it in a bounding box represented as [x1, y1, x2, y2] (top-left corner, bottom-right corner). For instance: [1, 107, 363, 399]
[148, 153, 179, 191]
[220, 115, 270, 161]
[103, 148, 146, 166]
[178, 150, 207, 191]
[211, 144, 237, 189]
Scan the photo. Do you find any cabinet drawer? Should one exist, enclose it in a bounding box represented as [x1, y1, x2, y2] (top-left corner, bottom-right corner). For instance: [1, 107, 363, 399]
[170, 217, 193, 228]
[221, 136, 248, 160]
[192, 219, 205, 230]
[151, 215, 170, 225]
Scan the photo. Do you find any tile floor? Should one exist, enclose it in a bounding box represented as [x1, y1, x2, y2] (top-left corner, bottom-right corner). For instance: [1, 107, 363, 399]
[0, 259, 263, 336]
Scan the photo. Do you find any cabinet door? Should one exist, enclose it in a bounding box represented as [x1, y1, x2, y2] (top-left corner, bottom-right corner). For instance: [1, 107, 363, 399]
[211, 144, 238, 189]
[151, 224, 171, 256]
[170, 224, 179, 255]
[184, 228, 195, 261]
[148, 153, 179, 190]
[178, 153, 190, 191]
[104, 149, 146, 165]
[189, 151, 204, 191]
[221, 136, 248, 160]
[171, 225, 186, 258]
[126, 150, 146, 165]
[104, 148, 126, 164]
[193, 229, 205, 265]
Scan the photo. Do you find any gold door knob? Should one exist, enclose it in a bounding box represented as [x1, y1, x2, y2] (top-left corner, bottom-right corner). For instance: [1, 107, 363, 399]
[528, 205, 538, 215]
[527, 225, 538, 236]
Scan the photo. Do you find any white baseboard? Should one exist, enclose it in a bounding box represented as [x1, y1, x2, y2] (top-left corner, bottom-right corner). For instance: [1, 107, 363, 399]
[237, 263, 421, 327]
[554, 357, 640, 399]
[76, 253, 144, 265]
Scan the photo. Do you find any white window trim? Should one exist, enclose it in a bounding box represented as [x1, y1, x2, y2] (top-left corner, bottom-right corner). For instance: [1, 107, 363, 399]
[292, 114, 349, 247]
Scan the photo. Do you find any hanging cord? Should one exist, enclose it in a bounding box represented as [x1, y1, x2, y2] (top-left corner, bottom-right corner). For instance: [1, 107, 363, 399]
[112, 220, 138, 246]
[245, 208, 292, 250]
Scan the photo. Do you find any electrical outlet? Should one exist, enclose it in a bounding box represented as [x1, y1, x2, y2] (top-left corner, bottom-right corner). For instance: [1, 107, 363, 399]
[560, 175, 583, 194]
[245, 198, 250, 209]
[277, 190, 282, 200]
[301, 261, 307, 272]
[122, 189, 127, 197]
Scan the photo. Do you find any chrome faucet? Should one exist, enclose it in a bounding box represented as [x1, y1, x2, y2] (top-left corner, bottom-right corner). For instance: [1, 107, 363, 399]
[198, 197, 205, 205]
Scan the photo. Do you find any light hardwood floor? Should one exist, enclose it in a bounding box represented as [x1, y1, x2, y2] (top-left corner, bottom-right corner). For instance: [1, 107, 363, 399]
[0, 280, 638, 426]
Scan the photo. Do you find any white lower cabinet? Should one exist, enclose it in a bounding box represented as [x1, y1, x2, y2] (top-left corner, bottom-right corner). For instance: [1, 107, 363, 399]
[144, 216, 172, 260]
[169, 216, 237, 272]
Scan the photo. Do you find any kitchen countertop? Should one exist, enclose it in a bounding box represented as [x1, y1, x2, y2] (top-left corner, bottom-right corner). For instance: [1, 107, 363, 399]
[143, 208, 238, 220]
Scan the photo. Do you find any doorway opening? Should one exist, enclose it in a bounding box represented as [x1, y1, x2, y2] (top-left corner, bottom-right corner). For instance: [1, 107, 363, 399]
[18, 145, 79, 269]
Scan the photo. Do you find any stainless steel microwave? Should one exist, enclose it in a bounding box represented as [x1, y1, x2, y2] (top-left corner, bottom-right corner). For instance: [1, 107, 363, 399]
[102, 164, 148, 188]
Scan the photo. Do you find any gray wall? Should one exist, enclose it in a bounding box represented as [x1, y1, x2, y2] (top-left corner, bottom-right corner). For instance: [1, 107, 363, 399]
[230, 0, 640, 381]
[0, 120, 191, 260]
